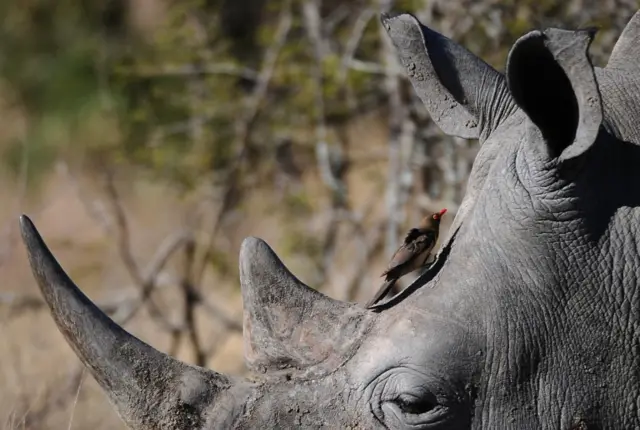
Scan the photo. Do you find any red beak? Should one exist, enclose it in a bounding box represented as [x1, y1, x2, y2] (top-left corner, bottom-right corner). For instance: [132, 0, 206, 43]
[438, 208, 447, 216]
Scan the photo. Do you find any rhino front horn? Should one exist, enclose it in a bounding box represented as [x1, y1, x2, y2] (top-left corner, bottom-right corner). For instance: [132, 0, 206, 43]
[19, 215, 254, 429]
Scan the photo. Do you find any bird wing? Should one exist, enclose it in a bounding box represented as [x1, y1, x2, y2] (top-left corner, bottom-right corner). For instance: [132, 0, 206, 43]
[382, 230, 437, 280]
[365, 279, 398, 308]
[402, 228, 423, 245]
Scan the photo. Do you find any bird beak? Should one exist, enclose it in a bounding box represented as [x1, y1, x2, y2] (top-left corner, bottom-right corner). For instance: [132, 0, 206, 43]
[438, 208, 447, 217]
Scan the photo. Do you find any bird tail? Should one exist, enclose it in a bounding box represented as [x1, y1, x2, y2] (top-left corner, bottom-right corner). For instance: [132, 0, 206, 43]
[365, 278, 397, 308]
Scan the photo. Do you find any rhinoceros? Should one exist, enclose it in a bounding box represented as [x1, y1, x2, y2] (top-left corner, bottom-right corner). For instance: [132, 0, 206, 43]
[18, 8, 640, 429]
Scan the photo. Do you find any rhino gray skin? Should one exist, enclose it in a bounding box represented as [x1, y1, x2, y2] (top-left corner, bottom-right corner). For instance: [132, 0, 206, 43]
[18, 8, 640, 429]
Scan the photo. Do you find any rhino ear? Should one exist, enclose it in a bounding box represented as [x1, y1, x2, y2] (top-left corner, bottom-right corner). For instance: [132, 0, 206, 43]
[607, 10, 640, 70]
[239, 238, 368, 375]
[382, 12, 514, 140]
[506, 28, 603, 161]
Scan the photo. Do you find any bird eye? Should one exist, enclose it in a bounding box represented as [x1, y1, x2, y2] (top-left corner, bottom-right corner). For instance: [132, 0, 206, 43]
[432, 214, 438, 219]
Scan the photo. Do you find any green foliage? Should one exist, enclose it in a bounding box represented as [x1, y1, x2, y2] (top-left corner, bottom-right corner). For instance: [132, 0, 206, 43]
[207, 248, 234, 279]
[0, 1, 573, 184]
[0, 0, 634, 299]
[284, 190, 314, 217]
[282, 228, 323, 261]
[3, 137, 55, 188]
[0, 1, 129, 187]
[0, 0, 631, 203]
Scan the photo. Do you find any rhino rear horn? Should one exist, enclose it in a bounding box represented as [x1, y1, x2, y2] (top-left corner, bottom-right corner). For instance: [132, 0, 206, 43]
[19, 215, 253, 429]
[239, 237, 370, 375]
[506, 27, 603, 162]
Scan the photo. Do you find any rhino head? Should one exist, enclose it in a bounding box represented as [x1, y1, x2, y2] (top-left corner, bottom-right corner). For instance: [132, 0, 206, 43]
[19, 9, 640, 429]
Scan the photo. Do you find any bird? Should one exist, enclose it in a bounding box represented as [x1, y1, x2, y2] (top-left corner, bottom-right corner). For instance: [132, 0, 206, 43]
[366, 208, 447, 308]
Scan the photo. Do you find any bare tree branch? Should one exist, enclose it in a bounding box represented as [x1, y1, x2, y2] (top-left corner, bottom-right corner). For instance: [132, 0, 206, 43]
[303, 0, 352, 288]
[338, 8, 376, 85]
[102, 168, 143, 283]
[323, 4, 350, 35]
[100, 168, 186, 331]
[180, 235, 207, 366]
[122, 64, 259, 80]
[302, 0, 331, 58]
[0, 293, 45, 313]
[1, 281, 172, 320]
[343, 220, 386, 302]
[0, 131, 31, 268]
[190, 289, 243, 332]
[60, 161, 112, 231]
[194, 0, 293, 286]
[348, 59, 390, 74]
[13, 364, 86, 429]
[378, 0, 406, 259]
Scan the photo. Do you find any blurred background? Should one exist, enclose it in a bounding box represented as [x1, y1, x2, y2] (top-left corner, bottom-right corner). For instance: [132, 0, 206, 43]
[0, 0, 637, 428]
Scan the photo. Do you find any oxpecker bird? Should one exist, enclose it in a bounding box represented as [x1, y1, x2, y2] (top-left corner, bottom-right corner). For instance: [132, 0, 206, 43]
[366, 209, 447, 308]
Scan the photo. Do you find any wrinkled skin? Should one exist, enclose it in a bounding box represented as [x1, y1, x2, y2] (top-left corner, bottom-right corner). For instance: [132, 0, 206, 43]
[18, 9, 640, 429]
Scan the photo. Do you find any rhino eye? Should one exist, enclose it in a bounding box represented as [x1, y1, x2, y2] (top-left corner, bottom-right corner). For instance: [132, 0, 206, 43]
[394, 393, 438, 415]
[369, 368, 455, 428]
[386, 392, 448, 424]
[379, 391, 450, 428]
